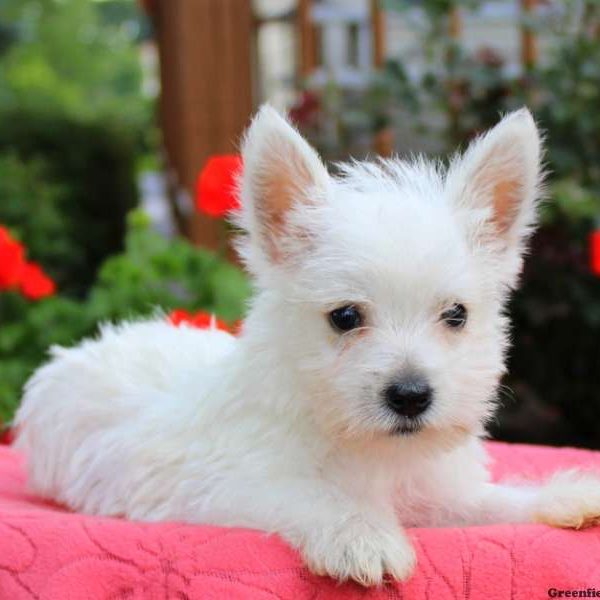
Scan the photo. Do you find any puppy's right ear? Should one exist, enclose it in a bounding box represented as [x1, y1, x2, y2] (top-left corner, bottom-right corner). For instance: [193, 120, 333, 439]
[236, 105, 330, 270]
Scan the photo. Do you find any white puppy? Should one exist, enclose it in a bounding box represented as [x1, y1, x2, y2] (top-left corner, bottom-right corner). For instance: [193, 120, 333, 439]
[15, 106, 600, 586]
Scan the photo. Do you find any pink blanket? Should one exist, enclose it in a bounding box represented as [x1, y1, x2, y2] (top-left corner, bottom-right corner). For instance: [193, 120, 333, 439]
[1, 442, 600, 599]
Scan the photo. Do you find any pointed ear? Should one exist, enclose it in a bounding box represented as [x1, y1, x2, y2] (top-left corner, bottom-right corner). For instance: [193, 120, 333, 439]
[445, 108, 544, 288]
[236, 105, 330, 268]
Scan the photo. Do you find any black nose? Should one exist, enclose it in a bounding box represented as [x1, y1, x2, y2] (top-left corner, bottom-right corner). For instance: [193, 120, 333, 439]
[384, 377, 432, 418]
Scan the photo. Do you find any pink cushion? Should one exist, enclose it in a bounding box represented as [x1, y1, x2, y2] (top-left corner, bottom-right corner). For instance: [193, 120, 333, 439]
[1, 442, 600, 599]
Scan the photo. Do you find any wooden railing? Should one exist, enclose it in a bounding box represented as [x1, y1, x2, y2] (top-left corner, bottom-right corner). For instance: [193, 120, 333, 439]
[148, 0, 253, 250]
[146, 0, 542, 249]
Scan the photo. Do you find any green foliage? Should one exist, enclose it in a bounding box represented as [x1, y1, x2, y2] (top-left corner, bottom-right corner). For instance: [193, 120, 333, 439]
[0, 109, 140, 295]
[0, 154, 75, 282]
[0, 0, 149, 126]
[89, 211, 250, 324]
[533, 33, 600, 190]
[0, 211, 251, 423]
[0, 0, 190, 426]
[0, 292, 88, 423]
[0, 0, 154, 295]
[504, 180, 600, 447]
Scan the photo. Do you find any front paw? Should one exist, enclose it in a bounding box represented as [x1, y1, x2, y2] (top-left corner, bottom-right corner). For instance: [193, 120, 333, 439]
[300, 515, 416, 586]
[535, 470, 600, 529]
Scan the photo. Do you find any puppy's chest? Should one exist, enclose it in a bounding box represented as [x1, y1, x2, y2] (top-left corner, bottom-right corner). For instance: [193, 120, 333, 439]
[333, 452, 451, 522]
[392, 476, 444, 527]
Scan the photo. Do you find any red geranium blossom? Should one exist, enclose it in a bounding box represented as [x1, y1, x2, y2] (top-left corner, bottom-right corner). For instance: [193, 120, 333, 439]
[195, 155, 243, 218]
[591, 230, 600, 276]
[168, 309, 232, 332]
[0, 226, 25, 289]
[19, 262, 56, 300]
[0, 225, 9, 243]
[289, 90, 321, 128]
[0, 225, 56, 299]
[0, 426, 13, 445]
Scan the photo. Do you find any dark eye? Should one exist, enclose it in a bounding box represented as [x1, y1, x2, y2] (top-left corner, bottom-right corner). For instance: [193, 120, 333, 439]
[441, 303, 467, 329]
[329, 305, 363, 332]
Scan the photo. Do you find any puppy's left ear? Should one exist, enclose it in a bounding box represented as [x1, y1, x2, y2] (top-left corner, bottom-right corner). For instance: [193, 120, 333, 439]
[446, 108, 543, 288]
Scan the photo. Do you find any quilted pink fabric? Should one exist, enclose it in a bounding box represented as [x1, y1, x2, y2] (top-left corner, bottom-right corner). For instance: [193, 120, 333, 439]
[1, 442, 600, 599]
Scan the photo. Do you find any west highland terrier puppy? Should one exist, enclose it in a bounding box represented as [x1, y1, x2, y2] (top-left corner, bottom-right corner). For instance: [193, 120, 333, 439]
[15, 106, 600, 585]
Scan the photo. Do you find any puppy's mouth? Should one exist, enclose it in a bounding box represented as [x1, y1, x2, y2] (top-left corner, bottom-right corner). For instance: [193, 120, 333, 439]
[390, 420, 424, 436]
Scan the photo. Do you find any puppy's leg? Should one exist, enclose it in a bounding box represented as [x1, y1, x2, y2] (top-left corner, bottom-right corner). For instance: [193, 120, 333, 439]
[298, 505, 415, 586]
[422, 439, 600, 529]
[530, 470, 600, 529]
[222, 478, 415, 586]
[460, 471, 600, 528]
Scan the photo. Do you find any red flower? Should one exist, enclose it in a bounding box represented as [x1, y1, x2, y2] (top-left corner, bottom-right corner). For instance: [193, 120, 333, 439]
[19, 262, 56, 300]
[591, 230, 600, 276]
[0, 227, 25, 289]
[168, 309, 232, 333]
[289, 91, 321, 128]
[0, 426, 13, 445]
[195, 155, 243, 218]
[0, 225, 56, 300]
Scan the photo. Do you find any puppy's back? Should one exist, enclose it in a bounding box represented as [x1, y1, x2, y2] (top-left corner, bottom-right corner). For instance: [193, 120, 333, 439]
[14, 318, 236, 513]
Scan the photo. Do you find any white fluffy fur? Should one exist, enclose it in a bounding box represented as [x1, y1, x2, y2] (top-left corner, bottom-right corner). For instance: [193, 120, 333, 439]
[15, 106, 600, 586]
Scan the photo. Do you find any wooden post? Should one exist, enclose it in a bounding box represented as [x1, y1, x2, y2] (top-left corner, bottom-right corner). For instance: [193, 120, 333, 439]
[369, 0, 391, 156]
[446, 4, 463, 142]
[370, 0, 386, 68]
[521, 0, 538, 70]
[448, 5, 462, 41]
[298, 0, 317, 79]
[150, 0, 253, 250]
[373, 127, 394, 157]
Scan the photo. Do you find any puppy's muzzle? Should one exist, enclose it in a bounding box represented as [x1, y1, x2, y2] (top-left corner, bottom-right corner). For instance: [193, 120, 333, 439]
[383, 376, 432, 419]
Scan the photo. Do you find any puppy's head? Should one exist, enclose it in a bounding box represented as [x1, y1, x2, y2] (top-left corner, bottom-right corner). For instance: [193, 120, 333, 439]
[236, 106, 543, 443]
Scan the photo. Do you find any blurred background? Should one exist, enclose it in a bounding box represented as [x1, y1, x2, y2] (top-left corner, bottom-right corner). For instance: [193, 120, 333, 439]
[0, 0, 598, 448]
